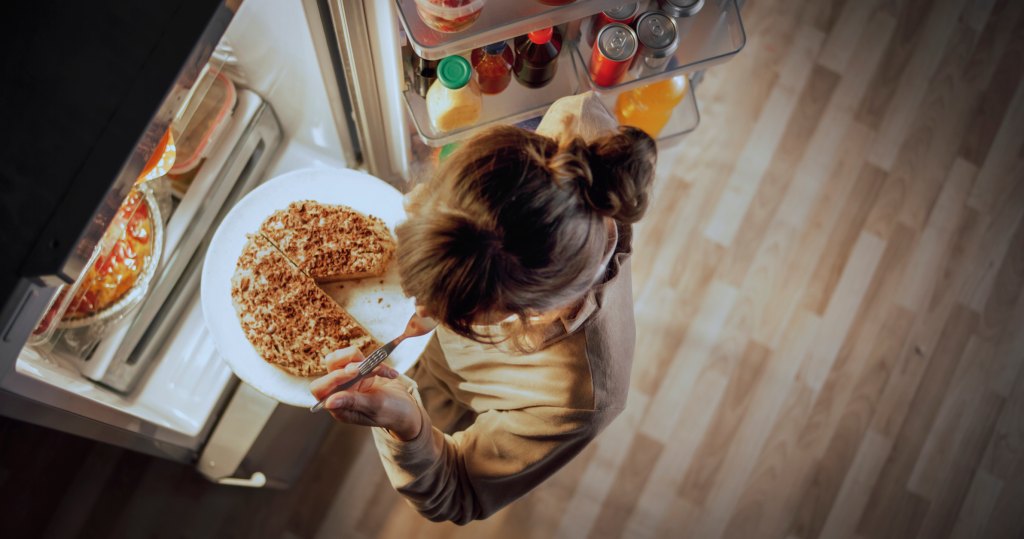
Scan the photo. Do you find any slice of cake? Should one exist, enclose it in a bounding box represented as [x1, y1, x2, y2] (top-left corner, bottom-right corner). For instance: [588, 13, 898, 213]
[231, 234, 379, 377]
[258, 201, 396, 282]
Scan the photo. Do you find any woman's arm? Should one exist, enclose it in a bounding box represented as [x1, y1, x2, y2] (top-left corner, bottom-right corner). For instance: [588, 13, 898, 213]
[372, 401, 617, 524]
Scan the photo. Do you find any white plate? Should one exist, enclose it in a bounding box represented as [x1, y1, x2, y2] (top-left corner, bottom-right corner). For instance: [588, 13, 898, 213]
[201, 168, 430, 407]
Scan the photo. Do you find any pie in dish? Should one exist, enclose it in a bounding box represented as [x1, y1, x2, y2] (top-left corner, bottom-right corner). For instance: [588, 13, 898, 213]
[230, 201, 396, 377]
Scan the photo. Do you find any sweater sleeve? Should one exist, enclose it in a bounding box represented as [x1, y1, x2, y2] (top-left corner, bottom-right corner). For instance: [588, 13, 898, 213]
[371, 401, 615, 524]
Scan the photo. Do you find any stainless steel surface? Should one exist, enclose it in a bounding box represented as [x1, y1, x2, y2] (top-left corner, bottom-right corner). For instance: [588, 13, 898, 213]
[197, 382, 278, 484]
[396, 0, 629, 60]
[310, 314, 437, 413]
[325, 0, 406, 183]
[100, 96, 282, 392]
[302, 0, 361, 167]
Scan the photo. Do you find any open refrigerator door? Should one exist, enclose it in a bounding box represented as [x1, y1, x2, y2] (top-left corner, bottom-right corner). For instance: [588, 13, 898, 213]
[1, 0, 372, 489]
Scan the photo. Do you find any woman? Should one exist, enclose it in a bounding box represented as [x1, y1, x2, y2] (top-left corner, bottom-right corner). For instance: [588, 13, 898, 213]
[310, 93, 657, 524]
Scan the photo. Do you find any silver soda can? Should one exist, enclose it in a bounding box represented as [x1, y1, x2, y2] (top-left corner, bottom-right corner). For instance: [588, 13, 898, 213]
[634, 11, 678, 76]
[658, 0, 704, 17]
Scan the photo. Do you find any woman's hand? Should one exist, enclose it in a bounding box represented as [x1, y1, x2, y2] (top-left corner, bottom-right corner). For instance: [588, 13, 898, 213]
[310, 346, 424, 441]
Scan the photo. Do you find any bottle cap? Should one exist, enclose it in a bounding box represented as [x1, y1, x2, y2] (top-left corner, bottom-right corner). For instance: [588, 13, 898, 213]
[528, 27, 554, 45]
[437, 56, 472, 89]
[438, 142, 459, 162]
[482, 41, 508, 54]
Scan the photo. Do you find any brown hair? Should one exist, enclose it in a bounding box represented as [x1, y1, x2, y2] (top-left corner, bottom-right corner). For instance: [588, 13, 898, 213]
[397, 125, 656, 348]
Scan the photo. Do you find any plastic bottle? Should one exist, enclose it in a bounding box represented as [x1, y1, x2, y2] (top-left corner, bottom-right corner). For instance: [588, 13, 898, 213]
[471, 42, 514, 95]
[614, 75, 688, 138]
[426, 55, 482, 132]
[513, 27, 561, 89]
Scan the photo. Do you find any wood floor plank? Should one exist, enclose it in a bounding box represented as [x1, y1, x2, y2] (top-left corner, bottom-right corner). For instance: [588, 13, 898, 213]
[865, 0, 971, 170]
[959, 175, 1024, 310]
[788, 304, 916, 539]
[855, 0, 939, 129]
[640, 281, 739, 443]
[856, 304, 979, 538]
[896, 158, 976, 312]
[916, 388, 1005, 539]
[661, 311, 821, 539]
[719, 382, 817, 539]
[968, 80, 1024, 212]
[819, 431, 895, 539]
[677, 341, 771, 506]
[950, 468, 1003, 539]
[703, 25, 827, 248]
[797, 231, 886, 391]
[587, 432, 664, 539]
[800, 160, 887, 314]
[817, 0, 882, 72]
[959, 0, 1024, 166]
[554, 393, 650, 539]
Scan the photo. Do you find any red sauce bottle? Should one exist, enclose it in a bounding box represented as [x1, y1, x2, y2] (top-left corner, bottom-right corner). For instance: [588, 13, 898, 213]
[513, 27, 561, 89]
[471, 42, 514, 95]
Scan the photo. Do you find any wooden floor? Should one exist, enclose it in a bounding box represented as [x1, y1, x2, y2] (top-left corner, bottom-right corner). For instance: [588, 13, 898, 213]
[3, 0, 1024, 537]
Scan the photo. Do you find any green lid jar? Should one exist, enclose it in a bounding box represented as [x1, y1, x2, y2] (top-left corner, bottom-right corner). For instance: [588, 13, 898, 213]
[437, 56, 472, 90]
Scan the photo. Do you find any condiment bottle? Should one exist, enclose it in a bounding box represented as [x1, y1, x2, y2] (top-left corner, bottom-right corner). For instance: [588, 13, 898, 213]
[471, 42, 514, 95]
[426, 55, 482, 132]
[513, 27, 561, 89]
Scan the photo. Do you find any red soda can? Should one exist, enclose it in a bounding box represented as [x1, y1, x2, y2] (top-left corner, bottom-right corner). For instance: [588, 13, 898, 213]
[588, 3, 641, 45]
[590, 23, 638, 87]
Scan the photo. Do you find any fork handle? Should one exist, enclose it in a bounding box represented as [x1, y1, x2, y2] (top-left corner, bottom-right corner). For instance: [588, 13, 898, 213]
[309, 337, 402, 413]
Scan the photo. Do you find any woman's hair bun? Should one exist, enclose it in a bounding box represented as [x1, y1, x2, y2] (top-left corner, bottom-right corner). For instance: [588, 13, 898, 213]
[582, 126, 657, 223]
[546, 126, 656, 224]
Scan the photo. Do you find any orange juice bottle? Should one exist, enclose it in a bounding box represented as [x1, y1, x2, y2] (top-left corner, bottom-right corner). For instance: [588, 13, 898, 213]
[614, 75, 688, 138]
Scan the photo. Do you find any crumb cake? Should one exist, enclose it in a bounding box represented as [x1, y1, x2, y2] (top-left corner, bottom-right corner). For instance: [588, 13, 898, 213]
[231, 220, 386, 377]
[258, 200, 396, 282]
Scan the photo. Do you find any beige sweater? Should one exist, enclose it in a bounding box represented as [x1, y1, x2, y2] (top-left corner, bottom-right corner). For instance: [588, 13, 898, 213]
[372, 93, 635, 524]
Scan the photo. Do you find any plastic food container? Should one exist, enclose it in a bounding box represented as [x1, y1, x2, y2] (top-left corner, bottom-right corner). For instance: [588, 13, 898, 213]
[414, 0, 486, 33]
[171, 69, 237, 175]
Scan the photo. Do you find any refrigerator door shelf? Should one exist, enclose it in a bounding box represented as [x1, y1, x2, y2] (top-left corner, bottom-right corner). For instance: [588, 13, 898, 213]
[591, 76, 700, 147]
[397, 0, 629, 60]
[573, 0, 745, 93]
[404, 48, 585, 147]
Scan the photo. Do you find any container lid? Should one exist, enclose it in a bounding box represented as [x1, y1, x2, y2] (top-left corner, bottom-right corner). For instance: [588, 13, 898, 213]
[597, 23, 638, 62]
[635, 11, 678, 55]
[482, 41, 508, 54]
[659, 0, 704, 17]
[438, 142, 459, 162]
[603, 3, 640, 20]
[437, 55, 472, 89]
[527, 27, 554, 44]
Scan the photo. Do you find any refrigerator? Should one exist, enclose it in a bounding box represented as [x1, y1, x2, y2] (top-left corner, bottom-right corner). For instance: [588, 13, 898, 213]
[0, 0, 745, 488]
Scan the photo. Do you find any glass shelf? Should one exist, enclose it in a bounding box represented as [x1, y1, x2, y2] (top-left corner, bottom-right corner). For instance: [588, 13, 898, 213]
[396, 0, 629, 60]
[591, 76, 700, 145]
[403, 49, 586, 147]
[573, 0, 744, 92]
